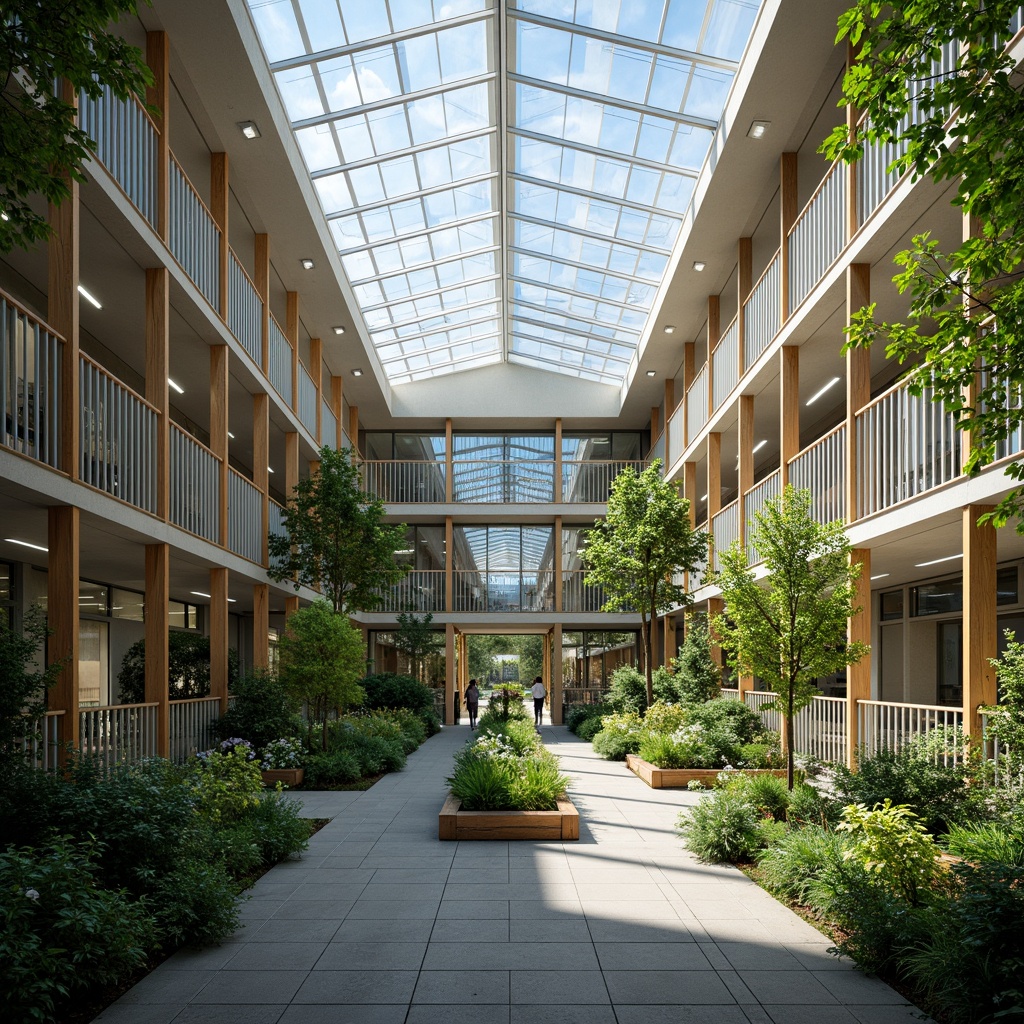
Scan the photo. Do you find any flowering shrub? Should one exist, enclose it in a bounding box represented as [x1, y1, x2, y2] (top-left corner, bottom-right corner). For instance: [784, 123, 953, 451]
[260, 737, 304, 771]
[201, 737, 257, 761]
[190, 746, 264, 823]
[591, 711, 643, 760]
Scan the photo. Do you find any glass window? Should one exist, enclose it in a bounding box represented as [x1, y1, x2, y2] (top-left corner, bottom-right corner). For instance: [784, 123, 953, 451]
[880, 590, 904, 621]
[78, 581, 109, 616]
[997, 565, 1019, 606]
[169, 601, 199, 630]
[0, 562, 10, 602]
[78, 620, 109, 707]
[111, 588, 145, 621]
[912, 579, 963, 617]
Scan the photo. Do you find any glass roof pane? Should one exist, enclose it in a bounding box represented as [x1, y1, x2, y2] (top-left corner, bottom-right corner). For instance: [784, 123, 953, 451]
[247, 0, 760, 384]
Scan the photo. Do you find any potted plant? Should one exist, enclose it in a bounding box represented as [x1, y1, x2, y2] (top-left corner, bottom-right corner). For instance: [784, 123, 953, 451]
[259, 736, 305, 787]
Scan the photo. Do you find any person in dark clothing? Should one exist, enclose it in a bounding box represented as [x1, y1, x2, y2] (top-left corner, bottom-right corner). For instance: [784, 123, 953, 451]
[465, 678, 480, 729]
[531, 676, 546, 727]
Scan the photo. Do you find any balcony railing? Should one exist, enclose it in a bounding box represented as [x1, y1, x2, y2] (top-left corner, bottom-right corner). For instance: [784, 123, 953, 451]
[743, 249, 780, 370]
[268, 498, 287, 570]
[227, 252, 262, 365]
[227, 468, 263, 563]
[649, 429, 667, 469]
[562, 570, 610, 613]
[666, 399, 684, 468]
[169, 696, 221, 763]
[980, 362, 1024, 463]
[712, 316, 739, 410]
[79, 84, 158, 226]
[744, 469, 781, 563]
[451, 460, 555, 503]
[268, 314, 291, 405]
[377, 570, 446, 612]
[79, 354, 158, 513]
[363, 460, 446, 502]
[686, 363, 708, 443]
[788, 160, 846, 313]
[857, 699, 965, 764]
[855, 377, 961, 518]
[321, 397, 338, 448]
[788, 423, 846, 525]
[0, 291, 62, 470]
[168, 155, 220, 310]
[711, 499, 739, 571]
[745, 691, 847, 762]
[169, 423, 220, 543]
[16, 710, 63, 771]
[79, 703, 158, 767]
[561, 460, 643, 502]
[297, 362, 317, 436]
[453, 570, 555, 612]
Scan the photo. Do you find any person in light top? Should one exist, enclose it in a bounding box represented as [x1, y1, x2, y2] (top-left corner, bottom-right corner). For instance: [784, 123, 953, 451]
[530, 676, 547, 727]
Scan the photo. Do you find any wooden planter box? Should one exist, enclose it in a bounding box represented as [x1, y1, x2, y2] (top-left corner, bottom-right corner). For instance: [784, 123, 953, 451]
[625, 754, 787, 790]
[439, 794, 579, 841]
[261, 768, 305, 787]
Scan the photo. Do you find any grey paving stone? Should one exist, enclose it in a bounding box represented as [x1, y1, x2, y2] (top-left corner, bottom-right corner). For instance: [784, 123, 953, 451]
[270, 899, 355, 921]
[246, 918, 343, 943]
[849, 1007, 936, 1024]
[432, 917, 511, 941]
[437, 900, 511, 919]
[507, 899, 582, 919]
[762, 1007, 861, 1024]
[602, 970, 736, 1005]
[112, 970, 216, 1004]
[585, 919, 697, 942]
[223, 941, 327, 971]
[371, 868, 454, 883]
[346, 899, 441, 919]
[615, 1008, 752, 1024]
[811, 971, 911, 1005]
[781, 943, 850, 971]
[736, 971, 841, 1005]
[292, 970, 419, 1004]
[313, 942, 427, 971]
[329, 917, 433, 942]
[171, 1006, 285, 1024]
[510, 1007, 617, 1024]
[187, 971, 307, 1004]
[716, 942, 806, 971]
[423, 941, 598, 971]
[594, 942, 712, 971]
[92, 1006, 181, 1023]
[508, 919, 590, 942]
[278, 1005, 408, 1023]
[358, 882, 447, 901]
[509, 971, 610, 1004]
[160, 945, 240, 971]
[406, 1006, 511, 1024]
[412, 970, 510, 1004]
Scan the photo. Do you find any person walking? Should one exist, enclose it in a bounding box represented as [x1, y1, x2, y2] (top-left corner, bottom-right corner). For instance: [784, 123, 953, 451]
[531, 676, 546, 727]
[465, 678, 480, 730]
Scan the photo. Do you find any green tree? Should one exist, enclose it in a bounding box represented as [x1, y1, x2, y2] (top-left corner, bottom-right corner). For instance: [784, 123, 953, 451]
[583, 460, 708, 708]
[673, 615, 722, 704]
[117, 632, 239, 704]
[984, 630, 1024, 793]
[393, 611, 444, 680]
[0, 1, 153, 253]
[277, 600, 365, 751]
[268, 446, 408, 614]
[712, 486, 869, 789]
[823, 0, 1024, 530]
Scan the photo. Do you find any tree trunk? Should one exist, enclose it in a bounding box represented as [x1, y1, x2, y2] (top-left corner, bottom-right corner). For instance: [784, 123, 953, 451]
[785, 685, 795, 790]
[642, 614, 654, 710]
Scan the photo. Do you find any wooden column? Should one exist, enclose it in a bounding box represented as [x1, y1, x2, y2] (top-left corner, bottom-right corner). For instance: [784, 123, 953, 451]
[146, 32, 169, 241]
[845, 548, 872, 767]
[210, 345, 229, 546]
[210, 567, 229, 713]
[554, 417, 562, 501]
[707, 596, 726, 678]
[287, 292, 299, 411]
[284, 594, 299, 619]
[543, 630, 551, 712]
[145, 543, 170, 758]
[707, 432, 722, 518]
[349, 405, 360, 456]
[551, 622, 563, 725]
[780, 347, 799, 487]
[331, 376, 343, 449]
[706, 295, 720, 417]
[683, 461, 698, 527]
[963, 506, 997, 744]
[445, 622, 456, 725]
[285, 431, 299, 499]
[651, 406, 660, 442]
[253, 393, 269, 565]
[48, 506, 80, 752]
[554, 514, 563, 613]
[737, 238, 752, 371]
[146, 267, 170, 521]
[445, 515, 454, 613]
[255, 234, 270, 372]
[663, 614, 677, 668]
[780, 153, 798, 321]
[211, 153, 229, 320]
[445, 418, 454, 501]
[311, 337, 323, 445]
[846, 265, 871, 523]
[253, 583, 269, 670]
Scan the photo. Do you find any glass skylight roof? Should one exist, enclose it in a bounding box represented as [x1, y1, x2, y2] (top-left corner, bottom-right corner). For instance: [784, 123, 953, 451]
[246, 0, 761, 386]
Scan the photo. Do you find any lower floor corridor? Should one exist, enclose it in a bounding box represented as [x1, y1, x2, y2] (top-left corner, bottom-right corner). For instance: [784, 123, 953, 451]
[93, 727, 928, 1024]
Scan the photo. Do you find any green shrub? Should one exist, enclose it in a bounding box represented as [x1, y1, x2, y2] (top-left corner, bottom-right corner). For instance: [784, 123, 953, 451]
[149, 858, 241, 948]
[785, 781, 842, 828]
[942, 820, 1024, 866]
[685, 698, 765, 744]
[448, 756, 513, 810]
[361, 673, 437, 735]
[565, 703, 610, 736]
[575, 716, 605, 742]
[0, 837, 156, 1024]
[190, 746, 265, 824]
[244, 794, 310, 865]
[677, 789, 768, 863]
[592, 711, 643, 760]
[508, 756, 569, 810]
[738, 742, 783, 769]
[605, 665, 648, 714]
[735, 772, 790, 822]
[304, 749, 361, 787]
[213, 669, 301, 749]
[118, 631, 239, 704]
[757, 824, 850, 903]
[479, 716, 536, 754]
[484, 683, 529, 722]
[641, 701, 689, 735]
[672, 615, 721, 703]
[638, 732, 689, 768]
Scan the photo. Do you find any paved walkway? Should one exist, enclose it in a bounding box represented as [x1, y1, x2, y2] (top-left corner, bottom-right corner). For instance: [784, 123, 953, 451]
[94, 726, 928, 1024]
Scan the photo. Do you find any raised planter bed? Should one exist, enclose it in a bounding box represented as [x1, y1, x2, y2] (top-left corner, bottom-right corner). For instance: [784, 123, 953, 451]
[261, 768, 305, 788]
[438, 794, 579, 841]
[625, 754, 787, 789]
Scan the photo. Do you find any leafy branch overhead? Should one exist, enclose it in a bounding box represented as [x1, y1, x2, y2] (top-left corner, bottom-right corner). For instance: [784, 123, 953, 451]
[823, 0, 1024, 529]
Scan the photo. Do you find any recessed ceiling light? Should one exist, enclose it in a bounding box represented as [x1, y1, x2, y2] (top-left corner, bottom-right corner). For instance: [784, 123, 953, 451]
[352, 368, 363, 376]
[700, 493, 708, 501]
[663, 325, 675, 334]
[870, 573, 890, 580]
[806, 376, 842, 406]
[78, 284, 102, 309]
[227, 431, 235, 439]
[300, 258, 315, 270]
[167, 378, 184, 395]
[333, 326, 346, 335]
[914, 553, 963, 568]
[747, 120, 771, 139]
[268, 466, 275, 474]
[237, 120, 261, 140]
[752, 439, 768, 454]
[646, 370, 657, 377]
[227, 598, 237, 604]
[5, 537, 48, 552]
[692, 261, 706, 272]
[190, 591, 211, 599]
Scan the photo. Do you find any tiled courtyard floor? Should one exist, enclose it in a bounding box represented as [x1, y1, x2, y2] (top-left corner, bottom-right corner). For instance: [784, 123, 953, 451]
[93, 725, 929, 1024]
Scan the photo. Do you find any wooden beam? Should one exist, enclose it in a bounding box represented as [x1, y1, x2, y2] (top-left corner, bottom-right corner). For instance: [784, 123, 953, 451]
[663, 614, 677, 669]
[551, 622, 563, 725]
[253, 583, 269, 670]
[846, 264, 871, 522]
[210, 152, 229, 320]
[146, 267, 170, 520]
[146, 32, 169, 241]
[210, 345, 229, 546]
[445, 418, 454, 501]
[780, 346, 799, 486]
[651, 406, 660, 442]
[145, 543, 170, 758]
[780, 153, 798, 320]
[255, 234, 270, 372]
[47, 506, 79, 752]
[349, 405, 360, 456]
[445, 515, 454, 614]
[707, 432, 722, 518]
[445, 622, 456, 726]
[331, 375, 343, 450]
[210, 567, 229, 714]
[963, 506, 997, 744]
[285, 431, 299, 499]
[285, 595, 299, 619]
[846, 548, 871, 767]
[554, 417, 563, 501]
[554, 514, 563, 613]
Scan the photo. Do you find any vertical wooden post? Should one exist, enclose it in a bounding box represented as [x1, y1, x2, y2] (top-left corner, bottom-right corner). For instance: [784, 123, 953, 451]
[145, 543, 170, 758]
[551, 622, 563, 725]
[846, 548, 872, 767]
[146, 32, 169, 242]
[311, 337, 322, 445]
[331, 376, 343, 449]
[780, 347, 799, 487]
[554, 514, 563, 613]
[737, 238, 752, 372]
[349, 405, 360, 456]
[554, 417, 562, 500]
[253, 393, 269, 566]
[846, 265, 871, 523]
[651, 406, 660, 442]
[445, 418, 454, 502]
[707, 596, 726, 679]
[210, 345, 229, 546]
[210, 567, 229, 714]
[963, 506, 997, 745]
[252, 585, 269, 670]
[706, 295, 720, 416]
[146, 267, 170, 521]
[255, 234, 270, 373]
[445, 622, 456, 725]
[48, 506, 80, 752]
[707, 433, 722, 519]
[737, 394, 755, 696]
[287, 291, 299, 411]
[210, 153, 229, 320]
[285, 595, 299, 619]
[683, 461, 698, 527]
[445, 516, 454, 613]
[780, 153, 798, 321]
[663, 614, 677, 669]
[285, 431, 299, 499]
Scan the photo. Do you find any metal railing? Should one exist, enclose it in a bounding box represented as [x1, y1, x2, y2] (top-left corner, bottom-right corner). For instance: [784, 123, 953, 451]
[227, 468, 263, 563]
[168, 155, 220, 310]
[15, 710, 64, 771]
[297, 362, 317, 436]
[712, 316, 739, 410]
[979, 361, 1024, 463]
[719, 687, 741, 700]
[648, 430, 666, 469]
[268, 314, 292, 404]
[79, 703, 158, 767]
[561, 460, 643, 502]
[79, 354, 158, 513]
[562, 569, 611, 613]
[666, 399, 685, 468]
[711, 498, 739, 571]
[857, 699, 965, 764]
[744, 691, 847, 762]
[377, 570, 446, 612]
[452, 569, 555, 612]
[451, 460, 555, 503]
[562, 687, 610, 708]
[268, 498, 287, 569]
[981, 711, 1018, 790]
[228, 251, 262, 364]
[321, 397, 338, 448]
[686, 363, 709, 443]
[744, 469, 781, 563]
[855, 376, 961, 518]
[0, 291, 63, 469]
[363, 460, 447, 502]
[169, 423, 220, 543]
[788, 423, 846, 526]
[788, 160, 846, 313]
[169, 696, 221, 764]
[743, 249, 781, 370]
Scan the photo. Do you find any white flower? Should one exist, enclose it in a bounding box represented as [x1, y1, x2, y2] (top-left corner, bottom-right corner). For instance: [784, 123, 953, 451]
[24, 888, 40, 901]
